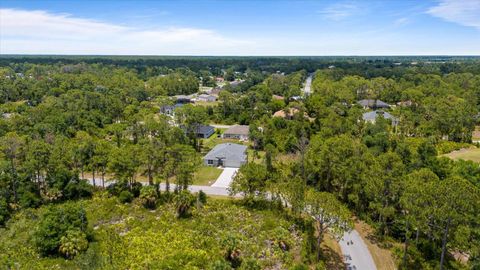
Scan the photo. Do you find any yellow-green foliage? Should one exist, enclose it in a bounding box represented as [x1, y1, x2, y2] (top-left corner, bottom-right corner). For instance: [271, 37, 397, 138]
[0, 193, 307, 269]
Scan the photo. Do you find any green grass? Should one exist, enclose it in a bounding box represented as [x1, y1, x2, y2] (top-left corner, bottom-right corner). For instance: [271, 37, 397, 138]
[0, 195, 311, 269]
[193, 166, 223, 186]
[443, 147, 480, 163]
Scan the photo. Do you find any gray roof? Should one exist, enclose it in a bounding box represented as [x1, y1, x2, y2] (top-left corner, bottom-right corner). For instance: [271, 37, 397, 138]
[224, 125, 249, 136]
[358, 99, 390, 108]
[195, 124, 214, 135]
[362, 110, 398, 122]
[204, 143, 247, 162]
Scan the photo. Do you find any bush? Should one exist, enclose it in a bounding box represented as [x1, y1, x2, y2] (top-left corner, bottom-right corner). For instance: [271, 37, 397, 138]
[33, 203, 89, 257]
[0, 198, 10, 226]
[106, 182, 128, 196]
[197, 190, 207, 206]
[64, 180, 93, 200]
[59, 229, 89, 259]
[118, 190, 133, 203]
[131, 182, 142, 198]
[175, 190, 195, 218]
[139, 186, 158, 209]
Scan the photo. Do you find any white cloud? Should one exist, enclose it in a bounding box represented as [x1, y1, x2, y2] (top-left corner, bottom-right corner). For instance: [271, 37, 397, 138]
[317, 2, 360, 21]
[394, 17, 410, 26]
[0, 8, 253, 55]
[427, 0, 480, 30]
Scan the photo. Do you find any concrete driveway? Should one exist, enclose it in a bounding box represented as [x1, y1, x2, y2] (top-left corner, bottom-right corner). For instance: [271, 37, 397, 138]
[211, 167, 238, 188]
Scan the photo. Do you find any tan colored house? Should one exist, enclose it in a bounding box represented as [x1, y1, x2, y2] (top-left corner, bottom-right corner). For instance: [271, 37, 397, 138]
[223, 125, 249, 141]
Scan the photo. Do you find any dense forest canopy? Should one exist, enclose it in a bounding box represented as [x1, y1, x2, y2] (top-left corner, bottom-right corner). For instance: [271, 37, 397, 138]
[0, 56, 479, 269]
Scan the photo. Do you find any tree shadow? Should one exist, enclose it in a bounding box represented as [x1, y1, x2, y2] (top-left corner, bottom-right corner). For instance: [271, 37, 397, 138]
[322, 245, 346, 270]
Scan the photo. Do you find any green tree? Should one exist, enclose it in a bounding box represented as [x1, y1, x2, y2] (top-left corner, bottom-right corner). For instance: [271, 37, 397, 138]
[229, 163, 268, 200]
[304, 189, 352, 261]
[34, 203, 89, 257]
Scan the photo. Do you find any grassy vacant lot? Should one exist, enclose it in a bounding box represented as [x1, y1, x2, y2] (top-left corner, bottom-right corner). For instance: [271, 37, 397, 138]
[443, 147, 480, 163]
[0, 195, 314, 269]
[193, 166, 223, 186]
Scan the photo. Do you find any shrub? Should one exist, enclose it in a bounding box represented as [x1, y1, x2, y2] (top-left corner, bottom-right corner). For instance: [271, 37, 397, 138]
[59, 229, 89, 259]
[197, 190, 207, 206]
[118, 190, 133, 203]
[64, 179, 93, 200]
[33, 203, 89, 257]
[139, 186, 158, 209]
[209, 260, 231, 270]
[131, 182, 142, 198]
[0, 198, 10, 226]
[175, 190, 195, 218]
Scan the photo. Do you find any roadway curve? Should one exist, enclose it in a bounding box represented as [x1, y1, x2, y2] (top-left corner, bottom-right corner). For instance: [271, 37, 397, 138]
[340, 230, 377, 270]
[85, 178, 376, 269]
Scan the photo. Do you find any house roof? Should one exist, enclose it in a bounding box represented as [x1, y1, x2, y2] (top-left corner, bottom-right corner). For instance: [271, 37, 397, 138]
[204, 143, 247, 163]
[362, 110, 398, 122]
[358, 99, 390, 108]
[195, 124, 214, 134]
[224, 125, 249, 135]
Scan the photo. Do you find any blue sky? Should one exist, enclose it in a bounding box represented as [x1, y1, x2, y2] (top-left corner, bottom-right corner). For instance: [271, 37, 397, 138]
[1, 0, 479, 55]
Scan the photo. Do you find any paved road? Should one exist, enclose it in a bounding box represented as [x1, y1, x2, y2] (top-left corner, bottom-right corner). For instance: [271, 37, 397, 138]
[85, 177, 376, 269]
[85, 178, 235, 197]
[211, 167, 238, 188]
[303, 74, 313, 96]
[340, 230, 377, 270]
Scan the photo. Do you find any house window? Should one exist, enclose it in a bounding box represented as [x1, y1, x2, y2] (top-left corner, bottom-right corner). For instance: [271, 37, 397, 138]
[207, 160, 214, 165]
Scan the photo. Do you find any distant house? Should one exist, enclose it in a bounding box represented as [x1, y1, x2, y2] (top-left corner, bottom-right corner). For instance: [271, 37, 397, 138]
[203, 143, 247, 168]
[194, 124, 215, 138]
[362, 110, 399, 126]
[174, 95, 195, 103]
[228, 80, 244, 89]
[182, 124, 215, 138]
[358, 99, 391, 109]
[215, 77, 225, 82]
[196, 94, 217, 102]
[272, 95, 285, 100]
[209, 87, 223, 97]
[160, 103, 183, 116]
[223, 125, 249, 140]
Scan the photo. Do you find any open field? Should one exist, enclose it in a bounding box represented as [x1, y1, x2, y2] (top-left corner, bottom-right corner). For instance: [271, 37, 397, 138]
[443, 147, 480, 163]
[0, 197, 310, 269]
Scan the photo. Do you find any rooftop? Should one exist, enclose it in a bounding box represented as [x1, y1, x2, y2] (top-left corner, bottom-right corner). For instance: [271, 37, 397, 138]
[204, 143, 247, 162]
[224, 125, 249, 135]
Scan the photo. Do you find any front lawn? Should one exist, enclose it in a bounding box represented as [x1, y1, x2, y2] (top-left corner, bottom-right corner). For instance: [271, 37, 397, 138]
[193, 166, 223, 186]
[443, 147, 480, 163]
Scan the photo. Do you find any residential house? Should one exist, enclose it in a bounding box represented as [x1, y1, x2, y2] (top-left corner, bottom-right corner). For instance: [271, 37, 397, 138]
[223, 125, 249, 140]
[357, 99, 391, 109]
[362, 110, 399, 126]
[203, 143, 247, 168]
[174, 95, 195, 104]
[196, 94, 217, 102]
[160, 103, 183, 116]
[193, 124, 215, 139]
